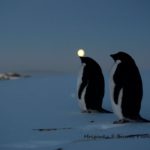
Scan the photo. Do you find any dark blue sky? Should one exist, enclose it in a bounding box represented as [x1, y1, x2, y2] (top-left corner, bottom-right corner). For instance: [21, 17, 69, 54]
[0, 0, 150, 73]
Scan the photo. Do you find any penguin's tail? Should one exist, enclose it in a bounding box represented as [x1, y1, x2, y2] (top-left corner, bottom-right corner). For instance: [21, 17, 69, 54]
[136, 115, 150, 123]
[98, 108, 112, 113]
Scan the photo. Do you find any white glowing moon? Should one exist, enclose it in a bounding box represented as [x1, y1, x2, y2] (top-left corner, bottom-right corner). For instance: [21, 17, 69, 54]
[77, 49, 85, 57]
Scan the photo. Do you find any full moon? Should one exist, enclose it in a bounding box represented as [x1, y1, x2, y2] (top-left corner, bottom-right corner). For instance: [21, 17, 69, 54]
[77, 49, 85, 57]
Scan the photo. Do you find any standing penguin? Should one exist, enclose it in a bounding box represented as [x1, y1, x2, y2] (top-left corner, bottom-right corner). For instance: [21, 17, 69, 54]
[110, 51, 149, 123]
[77, 56, 111, 113]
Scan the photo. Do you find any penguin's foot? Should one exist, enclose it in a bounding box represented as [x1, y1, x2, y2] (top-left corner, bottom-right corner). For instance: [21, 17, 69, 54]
[81, 110, 90, 113]
[87, 110, 98, 113]
[81, 109, 112, 114]
[81, 110, 95, 113]
[113, 119, 130, 124]
[99, 108, 112, 113]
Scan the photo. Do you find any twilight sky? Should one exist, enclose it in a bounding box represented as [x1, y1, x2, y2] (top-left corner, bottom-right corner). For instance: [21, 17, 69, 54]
[0, 0, 150, 73]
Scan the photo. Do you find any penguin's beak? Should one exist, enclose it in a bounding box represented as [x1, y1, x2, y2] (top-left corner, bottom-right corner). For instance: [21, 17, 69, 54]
[110, 54, 116, 61]
[110, 54, 114, 58]
[79, 56, 83, 63]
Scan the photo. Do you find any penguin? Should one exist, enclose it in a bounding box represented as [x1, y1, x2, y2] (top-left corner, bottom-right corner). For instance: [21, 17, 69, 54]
[110, 51, 149, 123]
[77, 56, 111, 113]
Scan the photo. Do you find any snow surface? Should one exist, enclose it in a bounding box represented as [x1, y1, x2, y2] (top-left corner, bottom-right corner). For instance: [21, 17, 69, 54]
[0, 72, 150, 150]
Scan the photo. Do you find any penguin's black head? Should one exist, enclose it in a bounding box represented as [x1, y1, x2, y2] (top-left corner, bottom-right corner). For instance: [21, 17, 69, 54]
[79, 56, 103, 73]
[79, 56, 92, 64]
[110, 51, 134, 63]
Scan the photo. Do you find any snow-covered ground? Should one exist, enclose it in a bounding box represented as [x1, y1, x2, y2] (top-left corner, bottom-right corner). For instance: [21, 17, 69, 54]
[0, 71, 150, 150]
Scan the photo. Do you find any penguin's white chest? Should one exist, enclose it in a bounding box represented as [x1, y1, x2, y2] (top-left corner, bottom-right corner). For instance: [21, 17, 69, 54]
[110, 60, 123, 119]
[77, 64, 87, 111]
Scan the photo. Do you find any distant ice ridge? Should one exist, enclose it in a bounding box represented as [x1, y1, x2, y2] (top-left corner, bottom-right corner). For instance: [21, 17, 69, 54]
[0, 72, 30, 80]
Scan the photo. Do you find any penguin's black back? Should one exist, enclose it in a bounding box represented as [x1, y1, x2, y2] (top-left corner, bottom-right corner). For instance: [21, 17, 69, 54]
[80, 57, 105, 111]
[113, 56, 143, 119]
